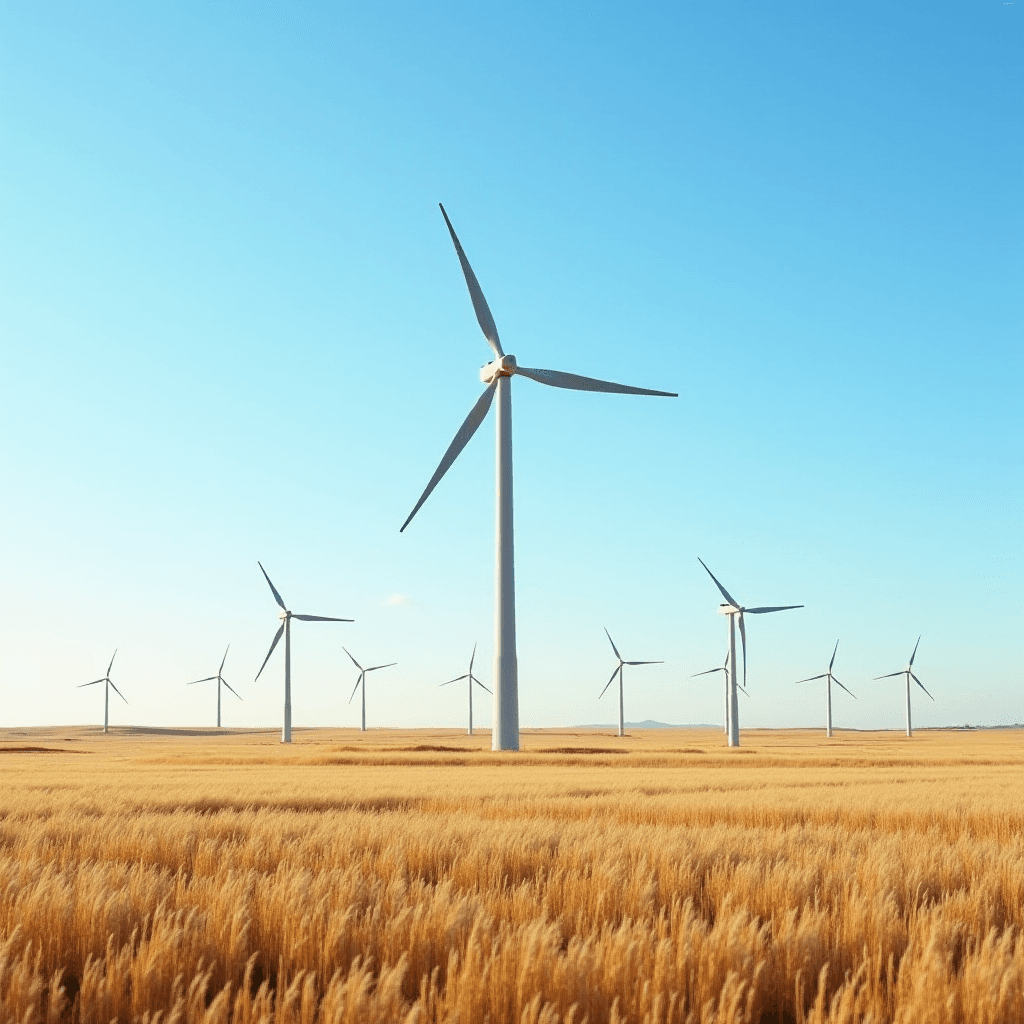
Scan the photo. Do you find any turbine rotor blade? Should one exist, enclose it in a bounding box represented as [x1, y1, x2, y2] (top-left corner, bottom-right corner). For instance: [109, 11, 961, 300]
[690, 668, 722, 677]
[400, 380, 499, 532]
[911, 672, 935, 700]
[342, 647, 363, 672]
[219, 645, 230, 674]
[909, 635, 921, 666]
[222, 679, 244, 700]
[745, 605, 804, 614]
[78, 679, 104, 688]
[258, 562, 287, 611]
[473, 677, 493, 695]
[625, 660, 664, 666]
[255, 624, 285, 681]
[604, 628, 622, 661]
[833, 677, 857, 699]
[598, 665, 619, 698]
[106, 649, 118, 676]
[516, 366, 677, 397]
[873, 671, 904, 680]
[348, 674, 363, 703]
[108, 680, 128, 704]
[697, 558, 740, 608]
[294, 614, 353, 622]
[187, 676, 218, 685]
[439, 204, 504, 357]
[738, 612, 747, 688]
[469, 642, 477, 675]
[794, 674, 828, 683]
[828, 640, 839, 672]
[365, 663, 397, 673]
[441, 674, 470, 687]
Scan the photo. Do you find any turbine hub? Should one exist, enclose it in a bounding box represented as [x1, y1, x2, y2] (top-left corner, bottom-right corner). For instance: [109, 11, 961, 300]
[480, 354, 517, 383]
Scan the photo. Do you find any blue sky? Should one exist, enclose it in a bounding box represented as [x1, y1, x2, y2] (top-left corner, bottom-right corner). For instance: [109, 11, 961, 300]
[2, 1, 1020, 733]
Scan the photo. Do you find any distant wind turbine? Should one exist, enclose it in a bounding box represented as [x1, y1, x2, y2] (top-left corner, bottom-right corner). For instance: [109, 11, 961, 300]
[77, 650, 126, 733]
[344, 648, 397, 731]
[440, 643, 492, 736]
[599, 628, 663, 737]
[795, 640, 856, 737]
[188, 645, 242, 728]
[255, 562, 352, 743]
[698, 558, 803, 747]
[874, 636, 934, 737]
[691, 651, 747, 733]
[401, 205, 677, 751]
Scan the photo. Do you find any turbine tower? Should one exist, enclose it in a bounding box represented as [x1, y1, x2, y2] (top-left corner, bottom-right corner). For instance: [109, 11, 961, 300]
[440, 643, 491, 736]
[692, 651, 747, 734]
[402, 205, 677, 751]
[344, 648, 397, 731]
[698, 558, 803, 747]
[874, 636, 934, 737]
[599, 628, 663, 737]
[794, 640, 856, 737]
[255, 562, 352, 743]
[77, 650, 127, 733]
[188, 645, 242, 728]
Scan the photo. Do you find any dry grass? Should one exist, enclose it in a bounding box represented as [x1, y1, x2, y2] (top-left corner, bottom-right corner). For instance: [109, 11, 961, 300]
[0, 725, 1021, 1023]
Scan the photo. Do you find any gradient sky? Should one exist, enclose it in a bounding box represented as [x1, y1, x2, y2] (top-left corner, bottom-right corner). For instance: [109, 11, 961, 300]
[2, 1, 1020, 733]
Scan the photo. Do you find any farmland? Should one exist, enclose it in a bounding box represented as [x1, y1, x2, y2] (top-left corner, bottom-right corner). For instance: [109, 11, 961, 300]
[0, 726, 1021, 1023]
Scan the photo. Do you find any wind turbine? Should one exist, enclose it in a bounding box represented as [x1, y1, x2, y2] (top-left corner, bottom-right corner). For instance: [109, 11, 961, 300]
[795, 640, 856, 737]
[440, 643, 492, 736]
[77, 650, 126, 733]
[874, 636, 934, 737]
[691, 651, 747, 733]
[255, 562, 353, 743]
[401, 205, 677, 751]
[187, 645, 242, 728]
[344, 648, 397, 731]
[599, 629, 663, 737]
[698, 558, 803, 747]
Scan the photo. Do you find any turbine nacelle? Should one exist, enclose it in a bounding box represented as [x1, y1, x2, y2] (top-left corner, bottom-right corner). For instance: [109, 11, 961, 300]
[480, 354, 518, 383]
[717, 603, 741, 616]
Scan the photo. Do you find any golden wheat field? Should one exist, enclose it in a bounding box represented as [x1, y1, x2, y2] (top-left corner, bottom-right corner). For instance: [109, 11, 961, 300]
[0, 725, 1021, 1024]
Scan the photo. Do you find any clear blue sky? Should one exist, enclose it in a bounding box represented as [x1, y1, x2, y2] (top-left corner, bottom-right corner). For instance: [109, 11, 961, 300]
[2, 1, 1020, 733]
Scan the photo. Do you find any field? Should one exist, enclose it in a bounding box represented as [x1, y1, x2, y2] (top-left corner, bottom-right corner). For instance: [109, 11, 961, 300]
[0, 725, 1021, 1024]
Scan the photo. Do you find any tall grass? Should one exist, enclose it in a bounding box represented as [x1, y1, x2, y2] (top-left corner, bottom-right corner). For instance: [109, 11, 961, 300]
[0, 727, 1021, 1022]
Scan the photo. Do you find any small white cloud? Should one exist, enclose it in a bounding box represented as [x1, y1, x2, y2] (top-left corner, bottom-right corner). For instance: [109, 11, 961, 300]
[383, 593, 419, 608]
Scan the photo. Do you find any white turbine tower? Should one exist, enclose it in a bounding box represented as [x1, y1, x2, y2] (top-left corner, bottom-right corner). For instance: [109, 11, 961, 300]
[691, 651, 747, 733]
[698, 558, 803, 747]
[188, 645, 242, 728]
[440, 643, 492, 736]
[874, 636, 934, 737]
[77, 650, 127, 733]
[794, 640, 856, 737]
[255, 562, 352, 743]
[344, 648, 397, 731]
[402, 205, 677, 751]
[599, 629, 663, 738]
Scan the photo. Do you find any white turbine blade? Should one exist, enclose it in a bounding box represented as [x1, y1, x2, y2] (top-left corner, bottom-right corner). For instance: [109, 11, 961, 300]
[516, 366, 677, 397]
[342, 647, 363, 672]
[294, 614, 353, 622]
[625, 660, 664, 666]
[472, 675, 493, 695]
[738, 683, 750, 697]
[109, 680, 128, 704]
[258, 562, 287, 611]
[909, 635, 922, 667]
[691, 667, 722, 677]
[598, 665, 619, 698]
[348, 674, 363, 703]
[106, 649, 118, 676]
[440, 674, 470, 687]
[365, 663, 397, 673]
[400, 380, 499, 533]
[794, 674, 828, 684]
[697, 558, 740, 608]
[187, 676, 218, 685]
[255, 624, 285, 681]
[745, 605, 803, 614]
[222, 679, 244, 700]
[873, 671, 904, 680]
[469, 642, 477, 675]
[78, 679, 104, 688]
[832, 676, 857, 699]
[911, 672, 935, 700]
[439, 204, 504, 357]
[828, 640, 839, 672]
[604, 628, 622, 661]
[738, 613, 747, 689]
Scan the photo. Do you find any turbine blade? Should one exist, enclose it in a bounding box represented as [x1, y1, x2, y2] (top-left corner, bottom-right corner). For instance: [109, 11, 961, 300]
[833, 676, 857, 699]
[598, 665, 619, 698]
[690, 668, 722, 677]
[294, 614, 353, 622]
[469, 642, 477, 674]
[794, 674, 828, 683]
[828, 640, 839, 672]
[909, 635, 921, 667]
[440, 674, 470, 687]
[745, 605, 804, 614]
[697, 558, 740, 608]
[400, 380, 498, 532]
[222, 679, 244, 700]
[106, 649, 118, 676]
[439, 204, 504, 357]
[873, 671, 904, 680]
[473, 676, 493, 695]
[365, 663, 397, 673]
[258, 562, 287, 611]
[604, 628, 622, 661]
[625, 660, 664, 666]
[108, 680, 128, 704]
[738, 684, 750, 697]
[77, 679, 103, 688]
[516, 366, 676, 397]
[911, 672, 935, 700]
[738, 612, 747, 688]
[348, 674, 363, 703]
[187, 676, 218, 685]
[255, 624, 285, 681]
[342, 647, 363, 672]
[219, 645, 230, 674]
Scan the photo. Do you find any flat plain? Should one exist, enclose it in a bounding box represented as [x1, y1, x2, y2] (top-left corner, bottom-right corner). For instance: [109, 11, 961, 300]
[0, 725, 1021, 1023]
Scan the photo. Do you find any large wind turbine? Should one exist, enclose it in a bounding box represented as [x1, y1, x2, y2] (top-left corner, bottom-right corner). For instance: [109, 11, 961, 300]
[188, 645, 242, 728]
[795, 640, 856, 737]
[875, 636, 934, 737]
[77, 650, 127, 733]
[599, 629, 663, 738]
[691, 651, 747, 734]
[440, 643, 492, 736]
[698, 558, 803, 747]
[401, 205, 677, 751]
[255, 562, 352, 743]
[344, 648, 397, 731]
